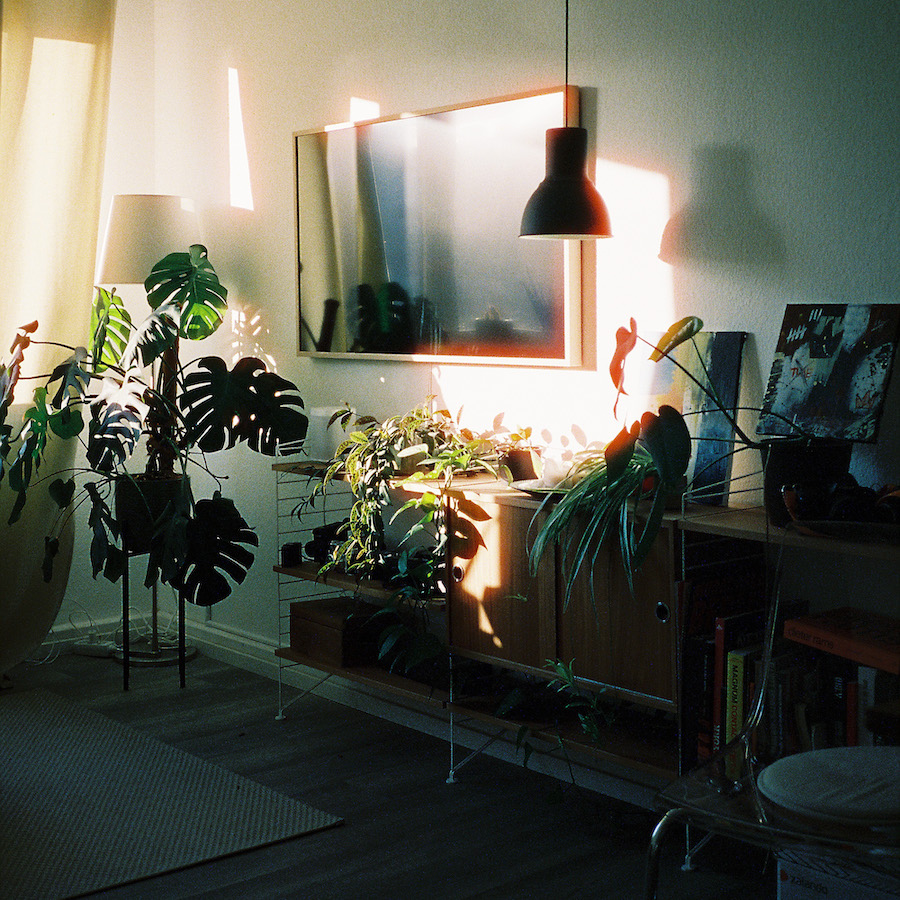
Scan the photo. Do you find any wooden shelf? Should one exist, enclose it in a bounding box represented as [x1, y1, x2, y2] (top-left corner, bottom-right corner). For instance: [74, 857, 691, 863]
[275, 647, 449, 707]
[449, 695, 678, 780]
[274, 561, 396, 601]
[676, 504, 900, 560]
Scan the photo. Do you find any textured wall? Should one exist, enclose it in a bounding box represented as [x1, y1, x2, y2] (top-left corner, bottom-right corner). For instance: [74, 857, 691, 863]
[62, 0, 899, 641]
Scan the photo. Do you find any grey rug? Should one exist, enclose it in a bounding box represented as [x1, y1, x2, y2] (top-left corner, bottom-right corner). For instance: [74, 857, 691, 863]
[0, 689, 342, 899]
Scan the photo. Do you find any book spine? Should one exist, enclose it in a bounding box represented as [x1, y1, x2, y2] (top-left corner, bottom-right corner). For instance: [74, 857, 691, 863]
[725, 650, 746, 745]
[846, 679, 859, 746]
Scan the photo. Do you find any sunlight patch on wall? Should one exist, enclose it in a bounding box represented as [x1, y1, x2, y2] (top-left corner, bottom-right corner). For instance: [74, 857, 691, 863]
[230, 305, 277, 370]
[595, 159, 674, 338]
[228, 68, 254, 210]
[349, 97, 380, 122]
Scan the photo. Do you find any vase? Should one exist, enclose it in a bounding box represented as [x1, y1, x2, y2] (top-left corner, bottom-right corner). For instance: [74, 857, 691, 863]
[759, 438, 852, 525]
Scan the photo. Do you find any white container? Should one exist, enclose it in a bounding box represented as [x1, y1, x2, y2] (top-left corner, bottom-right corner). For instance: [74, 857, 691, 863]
[777, 851, 899, 900]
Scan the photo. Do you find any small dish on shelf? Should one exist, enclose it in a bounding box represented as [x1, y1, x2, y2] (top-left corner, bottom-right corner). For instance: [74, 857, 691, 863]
[511, 479, 566, 499]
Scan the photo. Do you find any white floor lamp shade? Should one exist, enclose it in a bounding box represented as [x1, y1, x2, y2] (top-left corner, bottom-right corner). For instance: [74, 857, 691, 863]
[97, 194, 201, 285]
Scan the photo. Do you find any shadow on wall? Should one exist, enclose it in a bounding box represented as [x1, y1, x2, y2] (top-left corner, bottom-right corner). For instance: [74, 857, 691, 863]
[659, 144, 786, 268]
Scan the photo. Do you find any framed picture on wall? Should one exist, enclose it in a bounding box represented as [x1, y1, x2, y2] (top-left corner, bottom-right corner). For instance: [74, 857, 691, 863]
[757, 303, 900, 442]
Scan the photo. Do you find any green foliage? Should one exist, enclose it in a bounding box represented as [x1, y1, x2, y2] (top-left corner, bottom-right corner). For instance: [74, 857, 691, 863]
[0, 245, 307, 607]
[90, 288, 132, 372]
[144, 245, 227, 341]
[545, 659, 616, 745]
[180, 356, 309, 455]
[311, 399, 494, 578]
[175, 492, 258, 606]
[531, 315, 753, 595]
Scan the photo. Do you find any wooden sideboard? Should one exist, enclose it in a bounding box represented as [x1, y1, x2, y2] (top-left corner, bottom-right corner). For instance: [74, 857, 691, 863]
[274, 464, 900, 785]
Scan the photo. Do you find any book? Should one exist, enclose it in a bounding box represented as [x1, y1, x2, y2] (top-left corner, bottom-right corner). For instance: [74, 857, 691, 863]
[680, 633, 715, 770]
[711, 598, 808, 754]
[725, 642, 761, 745]
[713, 607, 765, 753]
[784, 606, 900, 675]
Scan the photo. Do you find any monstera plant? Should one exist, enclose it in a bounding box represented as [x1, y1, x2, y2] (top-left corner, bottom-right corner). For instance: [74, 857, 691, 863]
[0, 245, 308, 606]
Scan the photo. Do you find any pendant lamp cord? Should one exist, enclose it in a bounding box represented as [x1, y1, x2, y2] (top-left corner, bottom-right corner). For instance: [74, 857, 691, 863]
[564, 0, 570, 126]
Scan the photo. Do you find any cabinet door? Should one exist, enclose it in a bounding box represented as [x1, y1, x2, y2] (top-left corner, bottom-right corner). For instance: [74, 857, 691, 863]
[448, 497, 556, 672]
[558, 523, 678, 709]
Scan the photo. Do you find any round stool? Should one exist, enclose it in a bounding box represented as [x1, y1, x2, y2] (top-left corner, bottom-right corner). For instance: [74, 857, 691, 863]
[757, 745, 900, 826]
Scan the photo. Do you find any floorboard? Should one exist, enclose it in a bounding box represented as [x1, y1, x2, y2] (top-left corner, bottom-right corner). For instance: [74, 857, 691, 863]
[4, 652, 775, 899]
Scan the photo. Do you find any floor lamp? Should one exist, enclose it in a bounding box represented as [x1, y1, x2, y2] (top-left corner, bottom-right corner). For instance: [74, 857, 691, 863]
[97, 194, 201, 677]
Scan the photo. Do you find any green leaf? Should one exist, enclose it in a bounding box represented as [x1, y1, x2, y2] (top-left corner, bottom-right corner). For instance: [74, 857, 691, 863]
[609, 317, 638, 392]
[175, 492, 258, 606]
[179, 356, 308, 456]
[90, 287, 133, 372]
[604, 422, 640, 484]
[1, 321, 38, 419]
[144, 244, 227, 341]
[648, 316, 703, 362]
[47, 348, 91, 410]
[48, 407, 83, 440]
[86, 484, 115, 579]
[49, 478, 76, 509]
[42, 537, 60, 583]
[120, 304, 180, 369]
[87, 402, 143, 473]
[640, 405, 691, 488]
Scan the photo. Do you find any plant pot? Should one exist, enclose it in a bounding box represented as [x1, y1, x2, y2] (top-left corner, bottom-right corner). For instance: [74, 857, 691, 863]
[115, 474, 187, 555]
[759, 438, 852, 525]
[500, 448, 542, 482]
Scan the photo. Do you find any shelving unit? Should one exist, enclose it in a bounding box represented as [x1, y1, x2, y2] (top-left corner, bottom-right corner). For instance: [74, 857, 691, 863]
[273, 463, 900, 788]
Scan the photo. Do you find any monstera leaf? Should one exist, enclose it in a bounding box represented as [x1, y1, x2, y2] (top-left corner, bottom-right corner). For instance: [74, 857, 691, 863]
[180, 356, 308, 455]
[90, 288, 133, 372]
[46, 348, 91, 410]
[176, 492, 258, 606]
[144, 245, 227, 341]
[118, 302, 180, 370]
[86, 377, 149, 473]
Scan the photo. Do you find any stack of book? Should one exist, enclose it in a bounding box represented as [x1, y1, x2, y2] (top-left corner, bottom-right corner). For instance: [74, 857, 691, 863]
[783, 606, 900, 749]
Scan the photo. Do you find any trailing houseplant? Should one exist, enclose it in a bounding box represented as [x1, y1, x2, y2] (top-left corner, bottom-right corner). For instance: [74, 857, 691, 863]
[301, 400, 497, 676]
[0, 245, 308, 607]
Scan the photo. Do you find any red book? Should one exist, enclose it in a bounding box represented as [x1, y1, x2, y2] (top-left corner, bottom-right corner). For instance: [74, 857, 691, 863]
[784, 607, 900, 675]
[846, 680, 859, 746]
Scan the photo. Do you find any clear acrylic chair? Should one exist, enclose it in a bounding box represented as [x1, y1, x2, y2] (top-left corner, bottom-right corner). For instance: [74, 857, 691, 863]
[644, 527, 900, 899]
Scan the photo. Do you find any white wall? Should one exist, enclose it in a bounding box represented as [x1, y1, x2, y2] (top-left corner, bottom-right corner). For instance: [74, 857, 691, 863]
[60, 0, 900, 644]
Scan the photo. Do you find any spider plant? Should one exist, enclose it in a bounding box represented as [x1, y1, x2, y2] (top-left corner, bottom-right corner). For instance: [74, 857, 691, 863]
[529, 315, 759, 601]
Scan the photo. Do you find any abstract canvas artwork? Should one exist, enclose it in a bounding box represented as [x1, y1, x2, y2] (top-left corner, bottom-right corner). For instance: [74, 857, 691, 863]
[757, 304, 900, 442]
[646, 331, 747, 505]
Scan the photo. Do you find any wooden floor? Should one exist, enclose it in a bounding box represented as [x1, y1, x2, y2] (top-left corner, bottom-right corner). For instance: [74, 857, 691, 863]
[5, 651, 775, 899]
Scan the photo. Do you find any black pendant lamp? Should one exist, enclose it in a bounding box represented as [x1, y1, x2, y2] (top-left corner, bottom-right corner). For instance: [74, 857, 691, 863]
[520, 0, 612, 239]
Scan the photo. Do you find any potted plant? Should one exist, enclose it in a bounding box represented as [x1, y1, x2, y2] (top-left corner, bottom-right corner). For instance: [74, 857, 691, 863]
[528, 315, 821, 599]
[486, 424, 542, 482]
[0, 245, 308, 607]
[299, 400, 497, 679]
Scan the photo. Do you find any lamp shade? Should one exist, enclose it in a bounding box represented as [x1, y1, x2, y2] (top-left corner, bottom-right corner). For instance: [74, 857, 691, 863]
[97, 194, 201, 285]
[520, 127, 612, 239]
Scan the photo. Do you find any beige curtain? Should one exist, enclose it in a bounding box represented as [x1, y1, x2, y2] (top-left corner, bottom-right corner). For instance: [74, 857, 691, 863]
[1, 0, 116, 676]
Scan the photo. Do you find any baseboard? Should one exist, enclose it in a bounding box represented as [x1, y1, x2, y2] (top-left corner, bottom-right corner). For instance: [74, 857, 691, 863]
[187, 620, 662, 809]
